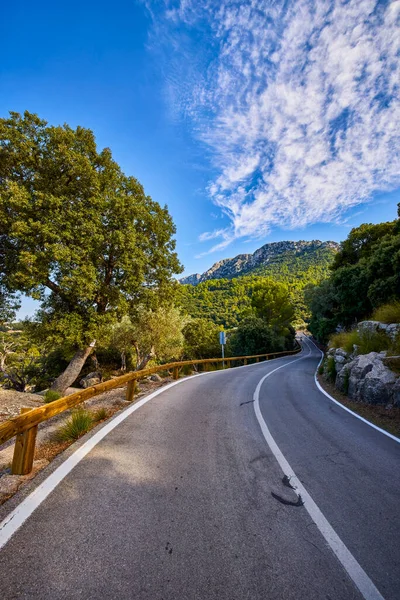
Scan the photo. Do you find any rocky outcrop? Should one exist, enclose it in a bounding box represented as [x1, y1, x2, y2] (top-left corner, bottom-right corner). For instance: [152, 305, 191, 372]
[358, 320, 400, 341]
[179, 240, 339, 285]
[328, 347, 399, 407]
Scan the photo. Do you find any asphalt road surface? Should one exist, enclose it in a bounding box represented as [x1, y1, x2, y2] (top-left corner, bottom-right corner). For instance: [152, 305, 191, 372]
[0, 337, 399, 599]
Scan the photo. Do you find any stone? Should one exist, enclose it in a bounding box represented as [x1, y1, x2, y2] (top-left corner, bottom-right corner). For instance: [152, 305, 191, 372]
[386, 323, 400, 340]
[361, 359, 396, 405]
[80, 371, 102, 389]
[0, 474, 21, 501]
[391, 379, 400, 407]
[335, 348, 348, 359]
[336, 364, 351, 393]
[149, 374, 162, 382]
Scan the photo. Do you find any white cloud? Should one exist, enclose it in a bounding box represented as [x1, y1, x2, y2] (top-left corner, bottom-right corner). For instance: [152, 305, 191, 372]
[147, 0, 400, 249]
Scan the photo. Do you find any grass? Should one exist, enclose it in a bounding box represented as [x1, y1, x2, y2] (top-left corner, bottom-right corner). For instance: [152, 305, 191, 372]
[372, 301, 400, 324]
[329, 329, 391, 355]
[43, 390, 62, 403]
[55, 409, 93, 442]
[91, 407, 109, 422]
[326, 356, 336, 383]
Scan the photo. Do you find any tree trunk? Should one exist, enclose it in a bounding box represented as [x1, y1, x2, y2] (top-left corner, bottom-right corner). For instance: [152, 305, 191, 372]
[136, 346, 155, 371]
[50, 342, 95, 395]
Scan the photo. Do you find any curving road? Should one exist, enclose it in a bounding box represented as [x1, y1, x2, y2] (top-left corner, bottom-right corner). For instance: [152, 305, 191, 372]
[0, 337, 399, 599]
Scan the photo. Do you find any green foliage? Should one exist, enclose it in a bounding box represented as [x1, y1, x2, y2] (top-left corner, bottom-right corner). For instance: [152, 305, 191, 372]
[307, 217, 400, 342]
[0, 111, 182, 381]
[92, 407, 108, 422]
[55, 409, 93, 441]
[182, 318, 221, 359]
[251, 279, 295, 326]
[330, 329, 391, 355]
[329, 331, 360, 353]
[44, 390, 62, 403]
[326, 357, 336, 383]
[0, 331, 42, 391]
[178, 246, 337, 329]
[372, 302, 400, 324]
[227, 317, 293, 357]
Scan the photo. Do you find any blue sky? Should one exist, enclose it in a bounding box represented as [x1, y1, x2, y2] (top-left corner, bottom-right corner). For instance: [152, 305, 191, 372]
[1, 0, 399, 318]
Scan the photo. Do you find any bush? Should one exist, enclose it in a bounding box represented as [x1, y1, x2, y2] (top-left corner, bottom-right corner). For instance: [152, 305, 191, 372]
[329, 330, 359, 353]
[55, 409, 93, 441]
[372, 301, 400, 324]
[329, 329, 390, 355]
[43, 390, 62, 403]
[92, 407, 109, 422]
[326, 356, 336, 382]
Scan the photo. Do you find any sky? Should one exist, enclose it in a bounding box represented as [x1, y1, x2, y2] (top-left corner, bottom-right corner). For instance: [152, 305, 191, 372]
[1, 0, 399, 318]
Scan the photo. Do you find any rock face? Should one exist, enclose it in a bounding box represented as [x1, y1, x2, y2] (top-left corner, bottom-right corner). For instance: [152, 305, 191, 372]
[179, 240, 339, 285]
[79, 371, 102, 389]
[328, 347, 400, 406]
[358, 320, 400, 341]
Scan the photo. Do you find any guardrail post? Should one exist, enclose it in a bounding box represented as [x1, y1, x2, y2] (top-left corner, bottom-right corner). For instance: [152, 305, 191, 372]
[173, 367, 179, 380]
[226, 360, 231, 368]
[12, 408, 38, 475]
[244, 358, 247, 365]
[126, 380, 137, 402]
[256, 357, 259, 363]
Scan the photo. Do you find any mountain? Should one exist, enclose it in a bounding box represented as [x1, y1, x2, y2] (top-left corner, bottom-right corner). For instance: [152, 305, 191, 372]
[180, 240, 339, 285]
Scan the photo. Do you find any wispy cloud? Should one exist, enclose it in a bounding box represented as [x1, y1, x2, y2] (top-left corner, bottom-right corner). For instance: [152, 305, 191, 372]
[146, 0, 400, 251]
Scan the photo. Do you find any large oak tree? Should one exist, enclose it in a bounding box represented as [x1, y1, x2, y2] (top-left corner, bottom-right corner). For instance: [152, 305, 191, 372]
[0, 111, 182, 393]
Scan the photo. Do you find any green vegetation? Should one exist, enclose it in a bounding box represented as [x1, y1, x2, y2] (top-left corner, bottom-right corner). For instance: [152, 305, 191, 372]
[372, 302, 400, 324]
[0, 111, 181, 393]
[326, 356, 336, 383]
[179, 246, 336, 329]
[307, 212, 400, 343]
[92, 407, 109, 422]
[55, 409, 93, 441]
[330, 329, 391, 355]
[43, 390, 62, 403]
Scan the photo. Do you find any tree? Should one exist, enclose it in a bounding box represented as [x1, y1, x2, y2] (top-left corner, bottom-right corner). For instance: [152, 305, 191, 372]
[182, 318, 221, 359]
[0, 332, 41, 391]
[251, 278, 294, 327]
[0, 111, 182, 393]
[228, 317, 289, 357]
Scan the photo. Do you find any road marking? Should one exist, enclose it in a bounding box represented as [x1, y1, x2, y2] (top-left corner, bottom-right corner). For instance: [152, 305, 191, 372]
[305, 336, 400, 444]
[0, 352, 298, 551]
[253, 345, 385, 600]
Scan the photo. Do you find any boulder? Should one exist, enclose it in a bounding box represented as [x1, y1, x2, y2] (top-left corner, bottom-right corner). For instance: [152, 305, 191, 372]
[149, 374, 162, 382]
[361, 359, 396, 405]
[80, 371, 102, 389]
[336, 363, 351, 393]
[392, 378, 400, 407]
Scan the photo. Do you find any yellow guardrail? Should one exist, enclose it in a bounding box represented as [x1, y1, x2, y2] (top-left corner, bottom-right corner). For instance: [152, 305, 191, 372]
[0, 345, 301, 475]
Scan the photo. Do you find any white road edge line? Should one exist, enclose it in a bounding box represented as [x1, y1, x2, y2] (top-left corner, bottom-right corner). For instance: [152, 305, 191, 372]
[0, 353, 295, 551]
[253, 341, 385, 600]
[306, 336, 400, 444]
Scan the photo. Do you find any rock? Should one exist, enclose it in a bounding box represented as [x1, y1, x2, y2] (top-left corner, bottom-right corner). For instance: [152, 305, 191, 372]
[0, 474, 21, 501]
[357, 321, 382, 334]
[336, 364, 351, 393]
[358, 320, 400, 341]
[149, 374, 162, 382]
[80, 371, 102, 388]
[386, 323, 400, 340]
[347, 353, 377, 400]
[335, 348, 348, 359]
[392, 379, 400, 407]
[361, 359, 396, 405]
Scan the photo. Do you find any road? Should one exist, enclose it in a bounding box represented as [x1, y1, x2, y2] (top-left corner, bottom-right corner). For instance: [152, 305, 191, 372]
[0, 337, 399, 599]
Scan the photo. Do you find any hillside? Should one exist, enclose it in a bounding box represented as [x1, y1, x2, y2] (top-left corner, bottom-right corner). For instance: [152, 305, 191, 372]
[178, 240, 339, 328]
[180, 240, 339, 284]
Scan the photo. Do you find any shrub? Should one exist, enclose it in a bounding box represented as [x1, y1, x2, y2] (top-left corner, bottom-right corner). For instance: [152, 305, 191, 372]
[44, 390, 62, 403]
[92, 407, 109, 422]
[326, 356, 336, 383]
[357, 330, 390, 354]
[372, 301, 400, 324]
[55, 409, 92, 442]
[329, 330, 359, 353]
[318, 363, 324, 375]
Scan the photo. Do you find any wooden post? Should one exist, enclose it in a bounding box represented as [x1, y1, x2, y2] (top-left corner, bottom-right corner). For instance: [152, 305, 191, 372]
[244, 358, 247, 365]
[226, 360, 231, 368]
[12, 408, 38, 475]
[173, 367, 179, 380]
[256, 357, 259, 363]
[126, 380, 137, 402]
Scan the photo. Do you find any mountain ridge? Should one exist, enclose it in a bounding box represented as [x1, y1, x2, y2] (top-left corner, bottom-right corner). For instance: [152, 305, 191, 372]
[180, 240, 340, 285]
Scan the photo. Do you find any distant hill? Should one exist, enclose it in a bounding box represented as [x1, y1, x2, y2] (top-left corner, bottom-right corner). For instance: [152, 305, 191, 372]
[180, 240, 339, 285]
[178, 240, 340, 328]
